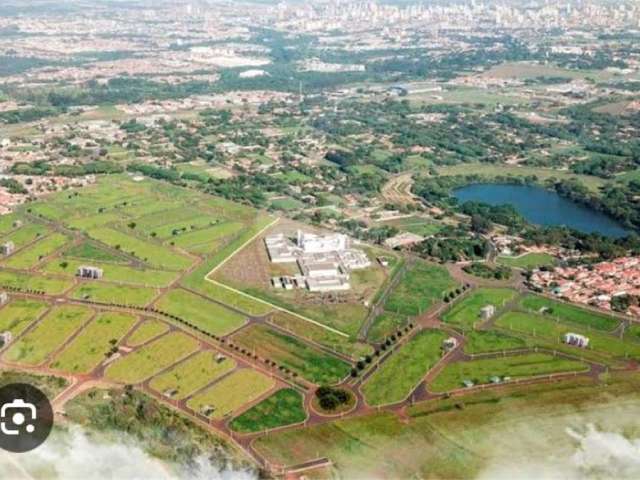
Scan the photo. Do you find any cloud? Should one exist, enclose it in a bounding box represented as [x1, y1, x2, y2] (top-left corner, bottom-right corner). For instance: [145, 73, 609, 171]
[2, 426, 256, 480]
[477, 421, 640, 480]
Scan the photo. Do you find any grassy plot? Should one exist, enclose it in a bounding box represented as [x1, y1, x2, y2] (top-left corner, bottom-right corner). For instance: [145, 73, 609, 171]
[71, 282, 158, 306]
[362, 329, 448, 406]
[88, 227, 192, 270]
[0, 223, 49, 249]
[0, 298, 49, 337]
[497, 253, 556, 269]
[230, 388, 306, 433]
[254, 411, 478, 479]
[385, 262, 456, 316]
[105, 331, 199, 384]
[269, 313, 373, 359]
[232, 324, 351, 384]
[126, 319, 168, 347]
[51, 312, 137, 374]
[149, 351, 236, 400]
[41, 258, 179, 288]
[368, 311, 408, 343]
[495, 311, 640, 360]
[156, 289, 247, 336]
[0, 270, 73, 294]
[464, 330, 527, 354]
[199, 282, 273, 317]
[3, 233, 69, 269]
[443, 288, 518, 329]
[3, 305, 93, 366]
[519, 295, 619, 332]
[429, 353, 587, 393]
[186, 368, 275, 420]
[64, 241, 128, 263]
[0, 214, 20, 236]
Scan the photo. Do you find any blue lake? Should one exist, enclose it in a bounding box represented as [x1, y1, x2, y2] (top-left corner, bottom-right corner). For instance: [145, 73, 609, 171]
[452, 183, 631, 238]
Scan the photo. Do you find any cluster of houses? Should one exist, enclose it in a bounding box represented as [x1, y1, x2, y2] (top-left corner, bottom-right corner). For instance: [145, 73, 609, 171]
[530, 257, 640, 317]
[266, 230, 371, 292]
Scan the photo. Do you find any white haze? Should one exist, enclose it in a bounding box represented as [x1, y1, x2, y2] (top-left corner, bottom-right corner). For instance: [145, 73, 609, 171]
[1, 425, 256, 480]
[478, 422, 640, 480]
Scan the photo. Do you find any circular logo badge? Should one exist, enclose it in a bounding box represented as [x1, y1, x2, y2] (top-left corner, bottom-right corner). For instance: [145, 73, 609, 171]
[0, 383, 53, 453]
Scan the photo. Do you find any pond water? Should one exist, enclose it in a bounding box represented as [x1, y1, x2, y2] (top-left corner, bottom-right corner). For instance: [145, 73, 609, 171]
[452, 183, 631, 238]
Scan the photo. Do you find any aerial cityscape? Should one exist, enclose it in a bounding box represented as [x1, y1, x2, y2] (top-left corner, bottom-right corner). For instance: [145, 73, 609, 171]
[0, 0, 640, 478]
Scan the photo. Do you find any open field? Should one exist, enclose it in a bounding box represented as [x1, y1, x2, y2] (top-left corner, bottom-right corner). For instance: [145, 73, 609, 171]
[71, 282, 158, 306]
[256, 369, 640, 479]
[87, 227, 192, 271]
[268, 312, 373, 359]
[156, 289, 247, 336]
[368, 311, 408, 343]
[463, 330, 527, 354]
[495, 311, 640, 360]
[497, 253, 556, 269]
[231, 324, 351, 384]
[443, 288, 517, 329]
[51, 312, 137, 374]
[197, 282, 273, 317]
[0, 298, 49, 337]
[436, 163, 605, 192]
[104, 331, 199, 384]
[429, 353, 587, 392]
[229, 388, 306, 433]
[519, 295, 619, 332]
[0, 270, 73, 294]
[186, 368, 275, 420]
[41, 258, 180, 288]
[3, 233, 69, 269]
[63, 241, 129, 263]
[384, 261, 457, 316]
[362, 329, 448, 406]
[149, 350, 236, 400]
[0, 223, 49, 250]
[125, 319, 168, 346]
[3, 305, 93, 366]
[379, 215, 444, 237]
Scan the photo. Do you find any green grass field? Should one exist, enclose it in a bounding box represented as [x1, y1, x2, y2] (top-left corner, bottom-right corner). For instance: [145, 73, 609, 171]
[497, 253, 556, 269]
[64, 241, 128, 263]
[87, 227, 192, 271]
[0, 223, 49, 250]
[105, 331, 199, 384]
[443, 288, 518, 329]
[429, 353, 587, 392]
[0, 270, 73, 294]
[232, 324, 351, 384]
[464, 330, 527, 354]
[230, 388, 306, 433]
[156, 289, 247, 336]
[0, 298, 49, 337]
[186, 368, 275, 420]
[368, 312, 408, 343]
[198, 282, 273, 317]
[268, 313, 373, 359]
[385, 262, 457, 316]
[149, 350, 236, 400]
[3, 305, 93, 366]
[42, 258, 180, 288]
[51, 312, 137, 374]
[519, 295, 619, 332]
[70, 282, 158, 306]
[125, 319, 168, 346]
[495, 311, 640, 360]
[362, 329, 448, 406]
[3, 233, 69, 269]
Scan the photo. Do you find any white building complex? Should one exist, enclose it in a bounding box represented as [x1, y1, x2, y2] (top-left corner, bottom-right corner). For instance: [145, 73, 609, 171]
[564, 332, 590, 348]
[266, 230, 371, 292]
